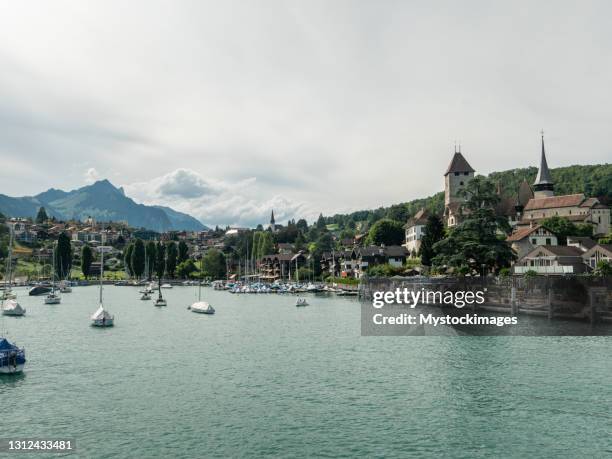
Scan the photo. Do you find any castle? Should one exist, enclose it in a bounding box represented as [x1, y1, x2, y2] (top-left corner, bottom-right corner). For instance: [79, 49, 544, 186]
[442, 134, 610, 236]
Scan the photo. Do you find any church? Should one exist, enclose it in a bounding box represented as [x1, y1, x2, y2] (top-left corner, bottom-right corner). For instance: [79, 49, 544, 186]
[443, 134, 610, 236]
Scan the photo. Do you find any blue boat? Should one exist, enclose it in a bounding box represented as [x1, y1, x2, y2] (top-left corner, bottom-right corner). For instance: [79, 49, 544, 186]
[0, 337, 26, 374]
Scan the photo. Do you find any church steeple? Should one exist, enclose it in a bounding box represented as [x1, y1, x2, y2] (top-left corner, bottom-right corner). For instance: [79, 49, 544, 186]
[270, 209, 275, 225]
[533, 130, 554, 198]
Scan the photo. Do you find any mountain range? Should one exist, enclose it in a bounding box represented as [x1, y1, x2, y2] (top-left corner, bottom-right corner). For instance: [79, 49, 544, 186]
[0, 179, 207, 232]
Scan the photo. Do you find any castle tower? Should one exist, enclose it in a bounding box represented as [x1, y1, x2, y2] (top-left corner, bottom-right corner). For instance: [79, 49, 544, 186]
[533, 131, 554, 199]
[444, 146, 475, 207]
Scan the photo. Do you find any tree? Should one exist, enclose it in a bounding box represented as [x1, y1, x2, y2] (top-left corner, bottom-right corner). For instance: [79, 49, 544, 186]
[367, 219, 404, 246]
[54, 232, 72, 280]
[202, 248, 226, 280]
[177, 259, 197, 278]
[124, 243, 134, 277]
[595, 260, 612, 276]
[316, 213, 326, 230]
[146, 241, 156, 280]
[166, 241, 178, 278]
[541, 216, 592, 245]
[419, 215, 445, 266]
[81, 245, 94, 279]
[432, 177, 514, 273]
[296, 219, 308, 232]
[131, 239, 146, 278]
[178, 241, 189, 264]
[155, 241, 166, 279]
[36, 207, 49, 224]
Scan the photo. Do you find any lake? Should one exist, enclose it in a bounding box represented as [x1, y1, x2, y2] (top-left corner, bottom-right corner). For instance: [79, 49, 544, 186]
[1, 285, 611, 458]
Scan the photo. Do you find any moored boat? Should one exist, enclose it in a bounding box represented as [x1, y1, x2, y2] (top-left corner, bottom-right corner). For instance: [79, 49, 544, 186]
[190, 301, 215, 314]
[1, 299, 25, 317]
[0, 338, 26, 374]
[91, 247, 115, 327]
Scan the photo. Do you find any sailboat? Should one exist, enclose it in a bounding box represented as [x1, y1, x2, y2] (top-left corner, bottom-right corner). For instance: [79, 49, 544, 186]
[91, 246, 114, 327]
[44, 242, 62, 304]
[1, 227, 25, 316]
[154, 273, 167, 307]
[0, 226, 26, 373]
[190, 260, 214, 314]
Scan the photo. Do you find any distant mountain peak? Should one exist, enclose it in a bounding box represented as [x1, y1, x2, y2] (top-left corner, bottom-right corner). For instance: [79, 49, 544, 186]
[1, 179, 207, 232]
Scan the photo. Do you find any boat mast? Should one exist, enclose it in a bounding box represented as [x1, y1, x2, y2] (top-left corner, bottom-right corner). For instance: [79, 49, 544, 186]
[198, 257, 203, 302]
[99, 248, 104, 305]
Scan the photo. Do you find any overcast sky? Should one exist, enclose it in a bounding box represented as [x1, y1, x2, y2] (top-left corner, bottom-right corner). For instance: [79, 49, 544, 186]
[1, 1, 610, 227]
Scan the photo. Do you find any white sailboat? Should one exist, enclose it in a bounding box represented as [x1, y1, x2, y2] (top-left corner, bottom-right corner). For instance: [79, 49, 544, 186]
[190, 264, 214, 314]
[0, 224, 26, 373]
[91, 246, 114, 327]
[154, 275, 167, 307]
[2, 300, 26, 317]
[44, 242, 62, 304]
[1, 227, 24, 316]
[295, 298, 308, 307]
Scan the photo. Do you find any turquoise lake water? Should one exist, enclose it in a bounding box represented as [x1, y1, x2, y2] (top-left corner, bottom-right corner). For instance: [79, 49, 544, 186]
[1, 285, 611, 458]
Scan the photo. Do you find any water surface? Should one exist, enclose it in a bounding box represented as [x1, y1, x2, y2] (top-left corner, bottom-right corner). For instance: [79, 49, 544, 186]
[2, 286, 611, 458]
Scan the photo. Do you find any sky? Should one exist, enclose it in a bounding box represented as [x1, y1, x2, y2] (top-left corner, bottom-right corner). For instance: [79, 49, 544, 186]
[0, 1, 611, 228]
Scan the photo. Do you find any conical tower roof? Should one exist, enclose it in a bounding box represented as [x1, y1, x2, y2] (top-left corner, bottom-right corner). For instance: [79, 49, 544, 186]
[534, 132, 553, 185]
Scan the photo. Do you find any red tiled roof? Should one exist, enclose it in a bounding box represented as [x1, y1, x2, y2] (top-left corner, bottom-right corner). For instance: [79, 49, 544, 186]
[524, 194, 585, 210]
[506, 225, 541, 242]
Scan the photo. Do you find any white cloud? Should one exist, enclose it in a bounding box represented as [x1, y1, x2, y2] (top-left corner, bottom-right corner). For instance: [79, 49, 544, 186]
[84, 167, 100, 184]
[122, 168, 314, 228]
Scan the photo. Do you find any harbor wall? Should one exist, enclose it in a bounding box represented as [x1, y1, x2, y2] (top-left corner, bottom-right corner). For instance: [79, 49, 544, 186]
[359, 275, 612, 323]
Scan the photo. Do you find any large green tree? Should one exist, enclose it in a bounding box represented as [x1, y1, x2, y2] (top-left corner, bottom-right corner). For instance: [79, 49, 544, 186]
[146, 241, 157, 280]
[177, 241, 189, 264]
[166, 241, 178, 278]
[81, 244, 94, 279]
[432, 177, 513, 274]
[541, 216, 592, 245]
[54, 232, 73, 280]
[124, 243, 134, 277]
[367, 219, 404, 246]
[202, 249, 226, 280]
[177, 259, 197, 278]
[419, 214, 445, 266]
[155, 241, 166, 279]
[131, 239, 146, 278]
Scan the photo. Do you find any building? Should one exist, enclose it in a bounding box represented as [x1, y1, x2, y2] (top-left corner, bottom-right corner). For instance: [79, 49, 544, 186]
[506, 223, 558, 260]
[443, 147, 475, 227]
[443, 133, 611, 235]
[514, 245, 587, 275]
[403, 208, 430, 255]
[346, 245, 408, 278]
[517, 133, 610, 236]
[582, 244, 612, 270]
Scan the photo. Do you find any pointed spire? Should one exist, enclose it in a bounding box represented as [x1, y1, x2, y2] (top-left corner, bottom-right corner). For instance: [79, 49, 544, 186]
[270, 209, 275, 225]
[533, 130, 553, 186]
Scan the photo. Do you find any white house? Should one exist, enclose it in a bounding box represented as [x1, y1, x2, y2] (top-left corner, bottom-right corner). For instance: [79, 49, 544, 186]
[404, 208, 430, 255]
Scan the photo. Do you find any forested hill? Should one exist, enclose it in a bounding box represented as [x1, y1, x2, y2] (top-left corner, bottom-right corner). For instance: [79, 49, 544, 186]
[325, 164, 612, 229]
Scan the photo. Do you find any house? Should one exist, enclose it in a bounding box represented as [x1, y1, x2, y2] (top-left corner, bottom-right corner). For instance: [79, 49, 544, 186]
[567, 236, 598, 253]
[259, 252, 307, 281]
[277, 243, 295, 254]
[514, 245, 587, 275]
[349, 245, 408, 278]
[581, 244, 612, 269]
[506, 223, 558, 260]
[403, 208, 430, 255]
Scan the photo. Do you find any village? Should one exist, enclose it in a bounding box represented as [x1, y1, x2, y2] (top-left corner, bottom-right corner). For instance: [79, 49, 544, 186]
[1, 134, 611, 286]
